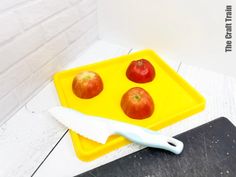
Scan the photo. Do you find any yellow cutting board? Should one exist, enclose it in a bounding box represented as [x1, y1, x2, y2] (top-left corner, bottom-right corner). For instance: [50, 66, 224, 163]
[53, 49, 205, 161]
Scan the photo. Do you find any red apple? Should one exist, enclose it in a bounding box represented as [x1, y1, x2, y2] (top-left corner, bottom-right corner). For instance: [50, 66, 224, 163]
[121, 87, 154, 119]
[72, 71, 103, 99]
[126, 59, 155, 83]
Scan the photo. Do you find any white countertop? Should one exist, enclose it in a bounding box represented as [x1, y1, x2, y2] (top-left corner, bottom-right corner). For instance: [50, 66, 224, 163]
[0, 40, 236, 177]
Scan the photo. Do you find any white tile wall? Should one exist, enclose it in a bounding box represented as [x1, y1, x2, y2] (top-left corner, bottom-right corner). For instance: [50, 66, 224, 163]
[0, 12, 21, 45]
[44, 0, 69, 15]
[15, 0, 69, 30]
[0, 0, 28, 12]
[0, 0, 98, 124]
[0, 93, 19, 124]
[76, 0, 97, 19]
[26, 34, 68, 72]
[0, 26, 45, 73]
[41, 7, 80, 40]
[15, 0, 48, 30]
[66, 11, 97, 43]
[0, 60, 31, 98]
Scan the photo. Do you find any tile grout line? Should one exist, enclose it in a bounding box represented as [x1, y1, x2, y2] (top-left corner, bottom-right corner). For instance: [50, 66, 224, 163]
[31, 129, 69, 177]
[0, 1, 29, 15]
[177, 62, 182, 73]
[127, 48, 133, 54]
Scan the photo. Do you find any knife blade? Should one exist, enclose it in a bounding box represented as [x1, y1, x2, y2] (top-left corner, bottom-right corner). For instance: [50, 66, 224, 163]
[49, 106, 184, 154]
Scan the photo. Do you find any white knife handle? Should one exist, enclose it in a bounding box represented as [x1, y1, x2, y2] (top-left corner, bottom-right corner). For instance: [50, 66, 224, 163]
[113, 124, 184, 154]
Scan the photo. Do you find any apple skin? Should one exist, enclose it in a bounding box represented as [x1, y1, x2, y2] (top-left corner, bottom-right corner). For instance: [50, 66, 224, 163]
[126, 59, 155, 83]
[121, 87, 154, 119]
[72, 71, 103, 99]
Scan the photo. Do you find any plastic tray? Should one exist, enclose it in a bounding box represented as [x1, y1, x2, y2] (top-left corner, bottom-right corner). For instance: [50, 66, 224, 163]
[53, 49, 205, 161]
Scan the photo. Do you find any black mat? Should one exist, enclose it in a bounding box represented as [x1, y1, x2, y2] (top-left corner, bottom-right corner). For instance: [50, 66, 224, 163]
[76, 117, 236, 177]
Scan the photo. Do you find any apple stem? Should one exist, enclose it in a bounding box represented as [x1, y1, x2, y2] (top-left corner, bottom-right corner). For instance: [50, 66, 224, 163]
[137, 60, 143, 66]
[134, 95, 141, 101]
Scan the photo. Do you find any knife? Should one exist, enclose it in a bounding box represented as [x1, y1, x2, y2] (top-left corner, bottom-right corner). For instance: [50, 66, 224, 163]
[49, 106, 184, 154]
